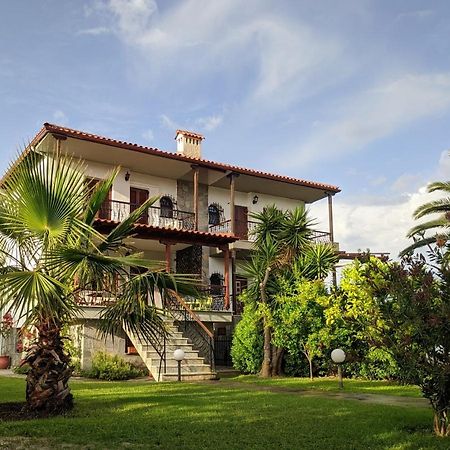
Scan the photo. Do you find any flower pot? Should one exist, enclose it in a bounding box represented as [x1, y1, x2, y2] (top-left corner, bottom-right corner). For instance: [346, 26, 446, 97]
[0, 355, 11, 370]
[127, 346, 137, 355]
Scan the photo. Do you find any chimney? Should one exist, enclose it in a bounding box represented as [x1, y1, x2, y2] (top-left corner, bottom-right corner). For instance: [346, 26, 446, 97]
[175, 130, 204, 159]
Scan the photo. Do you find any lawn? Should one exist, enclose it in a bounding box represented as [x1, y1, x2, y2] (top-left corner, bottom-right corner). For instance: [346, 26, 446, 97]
[0, 375, 446, 450]
[228, 375, 422, 397]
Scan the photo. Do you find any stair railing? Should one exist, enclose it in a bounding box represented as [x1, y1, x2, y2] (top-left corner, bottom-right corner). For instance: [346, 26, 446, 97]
[165, 290, 215, 372]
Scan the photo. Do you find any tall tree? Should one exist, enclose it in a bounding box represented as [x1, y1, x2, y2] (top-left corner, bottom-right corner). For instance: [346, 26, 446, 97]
[242, 205, 336, 377]
[0, 150, 193, 414]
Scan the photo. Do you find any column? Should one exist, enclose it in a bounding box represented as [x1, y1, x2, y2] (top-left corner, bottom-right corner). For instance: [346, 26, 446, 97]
[165, 243, 172, 272]
[192, 165, 199, 230]
[229, 173, 237, 234]
[223, 247, 230, 310]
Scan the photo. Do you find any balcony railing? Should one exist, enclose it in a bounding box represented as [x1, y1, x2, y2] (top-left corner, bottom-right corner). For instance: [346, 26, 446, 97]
[184, 285, 227, 311]
[98, 200, 195, 230]
[209, 219, 331, 243]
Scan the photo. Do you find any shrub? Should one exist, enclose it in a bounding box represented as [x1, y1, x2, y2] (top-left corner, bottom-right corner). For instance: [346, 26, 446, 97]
[82, 352, 147, 381]
[231, 307, 263, 374]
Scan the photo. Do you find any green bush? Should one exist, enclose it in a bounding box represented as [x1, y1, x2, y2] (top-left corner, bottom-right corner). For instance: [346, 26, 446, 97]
[231, 307, 263, 374]
[82, 352, 147, 381]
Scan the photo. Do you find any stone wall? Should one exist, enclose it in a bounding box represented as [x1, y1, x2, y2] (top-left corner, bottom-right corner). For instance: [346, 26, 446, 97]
[77, 320, 145, 370]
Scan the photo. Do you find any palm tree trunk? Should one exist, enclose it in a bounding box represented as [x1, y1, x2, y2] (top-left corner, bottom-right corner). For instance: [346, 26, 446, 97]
[24, 320, 73, 414]
[260, 267, 272, 378]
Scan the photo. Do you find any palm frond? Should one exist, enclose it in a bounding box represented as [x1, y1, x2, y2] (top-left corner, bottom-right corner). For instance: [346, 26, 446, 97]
[413, 198, 450, 219]
[407, 216, 449, 238]
[427, 181, 450, 194]
[399, 236, 441, 257]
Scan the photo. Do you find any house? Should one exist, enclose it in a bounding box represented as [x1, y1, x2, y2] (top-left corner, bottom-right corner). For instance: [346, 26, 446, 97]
[4, 123, 340, 380]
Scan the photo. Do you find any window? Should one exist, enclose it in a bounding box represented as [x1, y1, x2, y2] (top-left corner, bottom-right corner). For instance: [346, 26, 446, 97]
[160, 196, 174, 218]
[208, 203, 222, 226]
[210, 272, 224, 296]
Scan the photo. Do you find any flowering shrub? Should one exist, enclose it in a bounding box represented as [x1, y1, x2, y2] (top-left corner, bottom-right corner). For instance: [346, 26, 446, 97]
[0, 312, 14, 355]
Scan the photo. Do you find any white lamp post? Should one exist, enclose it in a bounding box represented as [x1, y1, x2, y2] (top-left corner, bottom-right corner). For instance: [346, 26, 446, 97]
[173, 348, 185, 382]
[331, 348, 346, 389]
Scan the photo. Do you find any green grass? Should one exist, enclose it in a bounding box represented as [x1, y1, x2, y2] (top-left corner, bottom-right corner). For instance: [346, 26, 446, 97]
[229, 375, 422, 397]
[0, 376, 446, 450]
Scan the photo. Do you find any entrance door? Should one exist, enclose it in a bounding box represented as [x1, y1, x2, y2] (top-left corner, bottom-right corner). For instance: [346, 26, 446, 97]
[130, 187, 149, 224]
[234, 205, 248, 239]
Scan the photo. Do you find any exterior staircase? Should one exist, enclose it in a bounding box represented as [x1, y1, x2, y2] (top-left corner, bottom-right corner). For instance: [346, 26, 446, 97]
[126, 316, 217, 382]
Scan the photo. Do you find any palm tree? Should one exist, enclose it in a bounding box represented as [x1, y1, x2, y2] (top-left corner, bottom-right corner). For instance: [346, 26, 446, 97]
[401, 181, 450, 255]
[0, 149, 193, 414]
[243, 205, 337, 377]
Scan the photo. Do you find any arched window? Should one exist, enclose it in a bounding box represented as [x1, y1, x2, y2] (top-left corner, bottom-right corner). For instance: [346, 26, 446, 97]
[208, 203, 223, 226]
[160, 196, 174, 219]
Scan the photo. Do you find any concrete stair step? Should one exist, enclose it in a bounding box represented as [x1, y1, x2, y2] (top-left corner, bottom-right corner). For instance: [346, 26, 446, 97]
[163, 364, 211, 374]
[161, 372, 217, 382]
[146, 350, 200, 359]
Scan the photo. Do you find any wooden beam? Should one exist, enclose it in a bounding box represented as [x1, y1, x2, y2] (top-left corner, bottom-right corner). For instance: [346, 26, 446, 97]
[228, 173, 238, 234]
[224, 247, 230, 310]
[165, 243, 172, 272]
[192, 165, 200, 230]
[327, 193, 334, 243]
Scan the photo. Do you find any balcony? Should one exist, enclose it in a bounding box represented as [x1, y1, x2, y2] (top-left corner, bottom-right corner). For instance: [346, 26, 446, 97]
[209, 219, 331, 243]
[98, 200, 195, 231]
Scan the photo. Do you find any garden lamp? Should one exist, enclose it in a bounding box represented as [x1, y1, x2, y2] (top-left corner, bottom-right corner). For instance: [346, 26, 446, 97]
[173, 348, 185, 382]
[331, 348, 346, 389]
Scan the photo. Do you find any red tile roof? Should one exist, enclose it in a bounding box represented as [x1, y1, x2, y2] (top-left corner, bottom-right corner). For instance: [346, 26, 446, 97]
[38, 123, 340, 194]
[175, 129, 204, 140]
[94, 218, 238, 246]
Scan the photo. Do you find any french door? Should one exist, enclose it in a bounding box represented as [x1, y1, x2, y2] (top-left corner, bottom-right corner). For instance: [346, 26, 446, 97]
[130, 187, 149, 224]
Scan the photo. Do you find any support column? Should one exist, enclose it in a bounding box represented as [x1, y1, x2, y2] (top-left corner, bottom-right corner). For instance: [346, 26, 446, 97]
[223, 247, 230, 310]
[53, 134, 66, 157]
[192, 165, 200, 230]
[231, 249, 237, 313]
[165, 243, 172, 273]
[327, 192, 337, 287]
[327, 192, 335, 243]
[228, 173, 238, 234]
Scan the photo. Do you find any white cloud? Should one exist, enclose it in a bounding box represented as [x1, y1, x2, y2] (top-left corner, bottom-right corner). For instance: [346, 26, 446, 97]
[52, 110, 68, 125]
[90, 0, 345, 108]
[160, 114, 179, 131]
[310, 150, 450, 258]
[196, 115, 223, 131]
[142, 128, 154, 142]
[287, 73, 450, 168]
[77, 26, 111, 36]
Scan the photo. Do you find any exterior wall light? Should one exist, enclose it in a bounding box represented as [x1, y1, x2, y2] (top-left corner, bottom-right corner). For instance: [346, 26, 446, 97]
[125, 171, 130, 181]
[252, 195, 259, 204]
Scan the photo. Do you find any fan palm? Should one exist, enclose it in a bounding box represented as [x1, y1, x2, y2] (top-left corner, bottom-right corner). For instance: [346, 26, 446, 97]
[243, 205, 336, 377]
[401, 181, 450, 256]
[0, 149, 194, 414]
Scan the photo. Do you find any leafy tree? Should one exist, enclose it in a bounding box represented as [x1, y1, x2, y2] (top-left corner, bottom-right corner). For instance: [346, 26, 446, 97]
[272, 279, 329, 379]
[0, 150, 193, 414]
[373, 252, 450, 436]
[324, 256, 397, 379]
[241, 205, 336, 377]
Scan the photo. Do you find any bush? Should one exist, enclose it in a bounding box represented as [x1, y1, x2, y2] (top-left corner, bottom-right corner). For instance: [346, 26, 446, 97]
[82, 352, 147, 381]
[231, 307, 263, 374]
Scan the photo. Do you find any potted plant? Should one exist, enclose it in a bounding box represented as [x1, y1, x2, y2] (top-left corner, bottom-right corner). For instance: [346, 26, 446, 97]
[0, 312, 14, 369]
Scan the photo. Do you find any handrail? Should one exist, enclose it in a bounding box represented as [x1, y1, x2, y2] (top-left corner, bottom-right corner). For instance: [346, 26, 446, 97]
[168, 290, 213, 339]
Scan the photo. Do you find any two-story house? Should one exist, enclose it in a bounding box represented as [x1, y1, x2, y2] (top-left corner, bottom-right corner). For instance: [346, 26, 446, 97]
[7, 123, 340, 380]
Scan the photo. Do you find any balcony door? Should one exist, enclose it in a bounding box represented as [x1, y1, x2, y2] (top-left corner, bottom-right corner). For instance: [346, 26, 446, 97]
[130, 187, 149, 224]
[85, 177, 111, 220]
[234, 205, 248, 239]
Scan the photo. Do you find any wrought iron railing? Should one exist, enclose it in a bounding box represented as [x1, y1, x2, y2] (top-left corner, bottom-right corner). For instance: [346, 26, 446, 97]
[164, 290, 215, 371]
[209, 219, 331, 243]
[98, 200, 195, 230]
[184, 285, 227, 311]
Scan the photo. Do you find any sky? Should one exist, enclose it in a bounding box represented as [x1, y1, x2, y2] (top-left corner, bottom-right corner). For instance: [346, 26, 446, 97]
[1, 0, 450, 257]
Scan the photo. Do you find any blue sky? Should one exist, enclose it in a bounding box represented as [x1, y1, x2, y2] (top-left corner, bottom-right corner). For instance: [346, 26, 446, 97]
[1, 0, 450, 255]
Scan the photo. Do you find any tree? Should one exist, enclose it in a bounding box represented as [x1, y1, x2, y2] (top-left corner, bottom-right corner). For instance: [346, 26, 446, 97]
[373, 252, 450, 436]
[272, 279, 329, 379]
[401, 180, 450, 255]
[0, 150, 193, 414]
[241, 205, 336, 377]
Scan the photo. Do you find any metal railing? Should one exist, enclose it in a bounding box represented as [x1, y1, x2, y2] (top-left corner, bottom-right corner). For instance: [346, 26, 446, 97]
[98, 200, 195, 230]
[209, 219, 331, 243]
[164, 290, 215, 372]
[183, 285, 227, 311]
